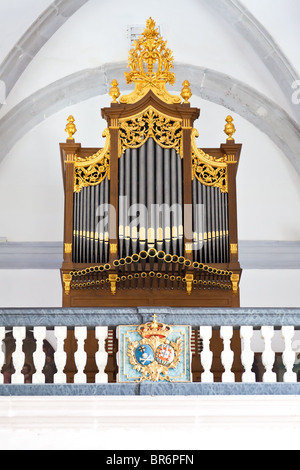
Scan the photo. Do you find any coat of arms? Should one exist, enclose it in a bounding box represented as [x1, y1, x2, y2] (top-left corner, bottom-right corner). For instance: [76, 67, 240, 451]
[117, 316, 191, 383]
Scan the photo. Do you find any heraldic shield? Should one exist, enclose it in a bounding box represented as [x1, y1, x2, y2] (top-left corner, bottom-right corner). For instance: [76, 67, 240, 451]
[117, 315, 191, 383]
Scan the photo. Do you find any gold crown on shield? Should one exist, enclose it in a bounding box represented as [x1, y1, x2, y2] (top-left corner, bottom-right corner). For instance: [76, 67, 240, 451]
[137, 315, 172, 339]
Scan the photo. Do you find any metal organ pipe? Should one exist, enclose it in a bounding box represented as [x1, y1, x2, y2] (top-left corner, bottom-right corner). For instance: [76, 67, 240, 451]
[118, 139, 184, 258]
[192, 179, 229, 264]
[72, 176, 110, 264]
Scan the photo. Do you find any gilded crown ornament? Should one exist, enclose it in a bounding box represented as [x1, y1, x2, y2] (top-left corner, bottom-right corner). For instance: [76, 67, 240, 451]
[137, 314, 172, 340]
[120, 17, 182, 105]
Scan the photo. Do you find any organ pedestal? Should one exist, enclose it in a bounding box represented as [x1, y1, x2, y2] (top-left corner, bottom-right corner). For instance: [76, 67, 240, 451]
[59, 18, 242, 308]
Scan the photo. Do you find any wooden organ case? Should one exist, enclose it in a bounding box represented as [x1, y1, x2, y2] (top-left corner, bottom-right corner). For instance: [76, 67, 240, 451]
[60, 18, 242, 308]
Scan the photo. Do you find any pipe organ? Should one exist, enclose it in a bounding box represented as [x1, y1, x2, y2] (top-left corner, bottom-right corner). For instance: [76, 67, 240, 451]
[60, 18, 242, 307]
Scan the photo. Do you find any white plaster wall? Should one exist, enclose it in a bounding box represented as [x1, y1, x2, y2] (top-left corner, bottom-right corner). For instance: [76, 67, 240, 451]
[239, 0, 300, 74]
[0, 270, 62, 308]
[0, 396, 299, 450]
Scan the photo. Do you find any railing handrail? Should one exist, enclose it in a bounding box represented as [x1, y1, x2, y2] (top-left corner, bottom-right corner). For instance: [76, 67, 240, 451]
[0, 307, 300, 327]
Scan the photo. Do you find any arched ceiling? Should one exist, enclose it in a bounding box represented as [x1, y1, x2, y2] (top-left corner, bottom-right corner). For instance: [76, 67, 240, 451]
[0, 0, 299, 177]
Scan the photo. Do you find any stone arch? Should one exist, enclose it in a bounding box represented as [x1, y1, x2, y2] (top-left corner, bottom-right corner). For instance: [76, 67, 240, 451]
[0, 0, 299, 126]
[206, 0, 300, 123]
[0, 0, 89, 106]
[0, 62, 299, 177]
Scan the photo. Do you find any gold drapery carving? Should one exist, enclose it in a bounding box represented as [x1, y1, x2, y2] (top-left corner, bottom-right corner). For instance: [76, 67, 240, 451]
[119, 106, 183, 157]
[74, 129, 110, 192]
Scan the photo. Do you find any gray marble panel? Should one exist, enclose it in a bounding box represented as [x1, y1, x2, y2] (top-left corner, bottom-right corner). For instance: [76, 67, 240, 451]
[0, 307, 300, 327]
[0, 383, 299, 396]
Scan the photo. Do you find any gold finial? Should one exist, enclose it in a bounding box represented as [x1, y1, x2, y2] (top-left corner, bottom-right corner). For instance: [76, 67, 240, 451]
[120, 18, 181, 105]
[181, 80, 192, 103]
[65, 115, 77, 141]
[109, 79, 120, 103]
[152, 314, 158, 326]
[224, 115, 236, 141]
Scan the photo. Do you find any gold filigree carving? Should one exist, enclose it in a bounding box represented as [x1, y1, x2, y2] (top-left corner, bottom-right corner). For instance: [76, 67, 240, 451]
[192, 160, 228, 193]
[74, 158, 110, 193]
[119, 106, 182, 157]
[191, 128, 228, 193]
[120, 18, 181, 105]
[74, 129, 110, 192]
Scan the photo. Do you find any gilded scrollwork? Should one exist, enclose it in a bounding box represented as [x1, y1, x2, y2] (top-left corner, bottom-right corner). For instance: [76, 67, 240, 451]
[74, 129, 110, 192]
[191, 128, 228, 193]
[192, 159, 228, 193]
[119, 106, 183, 157]
[74, 156, 110, 193]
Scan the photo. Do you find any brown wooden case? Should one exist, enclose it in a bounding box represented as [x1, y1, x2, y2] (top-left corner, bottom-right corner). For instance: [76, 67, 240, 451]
[59, 20, 242, 308]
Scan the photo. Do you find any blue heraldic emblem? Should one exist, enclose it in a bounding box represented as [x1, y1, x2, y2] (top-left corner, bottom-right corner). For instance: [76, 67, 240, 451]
[117, 315, 191, 383]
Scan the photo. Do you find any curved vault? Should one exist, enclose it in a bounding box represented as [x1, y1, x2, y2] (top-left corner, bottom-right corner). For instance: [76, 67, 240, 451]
[0, 62, 299, 178]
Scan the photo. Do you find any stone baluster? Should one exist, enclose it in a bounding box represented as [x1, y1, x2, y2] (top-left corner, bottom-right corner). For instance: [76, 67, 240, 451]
[261, 326, 276, 382]
[54, 326, 67, 384]
[74, 327, 87, 384]
[33, 327, 46, 384]
[95, 327, 108, 383]
[11, 327, 26, 384]
[281, 326, 297, 383]
[0, 328, 5, 384]
[240, 326, 256, 383]
[220, 326, 235, 382]
[199, 326, 213, 383]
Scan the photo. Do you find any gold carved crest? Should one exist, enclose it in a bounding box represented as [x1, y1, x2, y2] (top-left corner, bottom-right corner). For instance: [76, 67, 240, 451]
[127, 315, 183, 382]
[119, 106, 183, 157]
[120, 18, 181, 105]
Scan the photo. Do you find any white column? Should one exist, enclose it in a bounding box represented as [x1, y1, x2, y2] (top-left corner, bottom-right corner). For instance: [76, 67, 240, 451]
[220, 326, 235, 382]
[261, 326, 276, 383]
[0, 328, 5, 385]
[11, 327, 26, 384]
[240, 326, 256, 383]
[95, 327, 108, 383]
[54, 326, 67, 384]
[199, 326, 214, 383]
[74, 327, 87, 384]
[282, 326, 297, 383]
[32, 327, 46, 384]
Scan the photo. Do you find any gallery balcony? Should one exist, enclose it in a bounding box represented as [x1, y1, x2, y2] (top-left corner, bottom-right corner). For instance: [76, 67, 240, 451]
[0, 307, 299, 396]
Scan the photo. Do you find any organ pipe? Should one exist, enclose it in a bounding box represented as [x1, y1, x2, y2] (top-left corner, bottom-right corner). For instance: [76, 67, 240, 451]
[192, 178, 229, 264]
[118, 138, 184, 258]
[73, 178, 110, 264]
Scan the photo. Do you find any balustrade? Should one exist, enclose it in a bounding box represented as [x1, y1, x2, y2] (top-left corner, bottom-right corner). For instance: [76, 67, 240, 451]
[0, 309, 299, 387]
